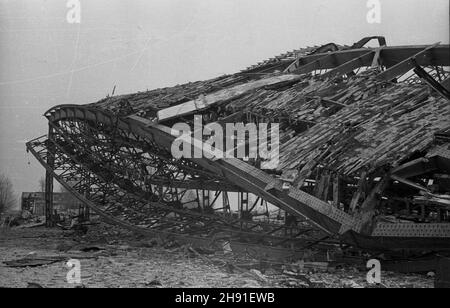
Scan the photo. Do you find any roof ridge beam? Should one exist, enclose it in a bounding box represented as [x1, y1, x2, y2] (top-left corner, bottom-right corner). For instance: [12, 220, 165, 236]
[322, 51, 375, 78]
[376, 42, 441, 81]
[286, 53, 337, 75]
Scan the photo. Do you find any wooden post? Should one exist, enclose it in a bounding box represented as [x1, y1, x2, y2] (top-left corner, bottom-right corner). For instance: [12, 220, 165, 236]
[333, 174, 340, 208]
[349, 171, 367, 213]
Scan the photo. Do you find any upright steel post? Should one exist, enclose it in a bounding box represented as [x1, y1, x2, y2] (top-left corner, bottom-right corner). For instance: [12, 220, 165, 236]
[45, 124, 55, 227]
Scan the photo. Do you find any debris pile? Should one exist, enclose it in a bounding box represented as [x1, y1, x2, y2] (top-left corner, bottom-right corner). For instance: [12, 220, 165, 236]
[0, 226, 436, 288]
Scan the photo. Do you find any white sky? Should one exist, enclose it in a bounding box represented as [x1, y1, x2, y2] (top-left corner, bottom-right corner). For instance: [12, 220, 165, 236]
[0, 0, 449, 199]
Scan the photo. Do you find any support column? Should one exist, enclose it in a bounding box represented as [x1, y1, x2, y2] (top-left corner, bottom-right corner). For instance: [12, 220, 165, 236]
[45, 124, 55, 227]
[79, 174, 91, 222]
[202, 190, 210, 208]
[222, 192, 231, 214]
[239, 192, 250, 221]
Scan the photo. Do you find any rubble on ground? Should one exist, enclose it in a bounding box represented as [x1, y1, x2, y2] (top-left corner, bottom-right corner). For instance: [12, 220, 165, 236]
[0, 225, 434, 288]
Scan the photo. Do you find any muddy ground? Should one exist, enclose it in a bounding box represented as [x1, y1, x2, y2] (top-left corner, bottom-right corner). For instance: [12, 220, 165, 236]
[0, 225, 434, 288]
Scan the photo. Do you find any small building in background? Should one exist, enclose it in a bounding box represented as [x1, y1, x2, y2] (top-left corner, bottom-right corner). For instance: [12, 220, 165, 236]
[21, 192, 81, 217]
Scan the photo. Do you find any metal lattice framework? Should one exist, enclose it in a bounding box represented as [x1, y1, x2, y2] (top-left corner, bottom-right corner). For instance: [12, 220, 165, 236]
[27, 110, 333, 253]
[27, 37, 450, 256]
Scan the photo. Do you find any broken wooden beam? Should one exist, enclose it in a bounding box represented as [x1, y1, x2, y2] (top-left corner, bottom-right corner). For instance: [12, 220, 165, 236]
[156, 74, 302, 122]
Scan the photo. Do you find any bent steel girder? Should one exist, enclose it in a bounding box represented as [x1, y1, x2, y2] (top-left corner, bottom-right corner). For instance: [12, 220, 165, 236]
[52, 117, 240, 194]
[41, 106, 352, 235]
[28, 106, 340, 250]
[27, 135, 336, 250]
[32, 104, 450, 253]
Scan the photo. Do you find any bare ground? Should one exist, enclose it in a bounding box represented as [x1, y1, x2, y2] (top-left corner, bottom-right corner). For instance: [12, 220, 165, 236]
[0, 225, 434, 288]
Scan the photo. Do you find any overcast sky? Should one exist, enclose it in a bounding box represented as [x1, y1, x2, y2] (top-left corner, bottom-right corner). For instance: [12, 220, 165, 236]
[0, 0, 449, 204]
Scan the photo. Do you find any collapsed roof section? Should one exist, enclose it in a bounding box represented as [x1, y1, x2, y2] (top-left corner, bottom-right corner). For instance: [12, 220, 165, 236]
[29, 37, 450, 254]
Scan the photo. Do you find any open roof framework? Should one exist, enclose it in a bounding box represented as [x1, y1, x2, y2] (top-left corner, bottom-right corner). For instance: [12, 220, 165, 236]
[27, 37, 450, 258]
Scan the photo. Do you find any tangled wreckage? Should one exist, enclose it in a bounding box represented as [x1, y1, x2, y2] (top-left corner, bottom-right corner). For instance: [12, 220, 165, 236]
[26, 37, 450, 263]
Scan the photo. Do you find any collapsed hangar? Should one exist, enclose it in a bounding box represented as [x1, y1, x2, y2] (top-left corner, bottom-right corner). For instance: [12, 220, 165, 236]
[27, 37, 450, 260]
